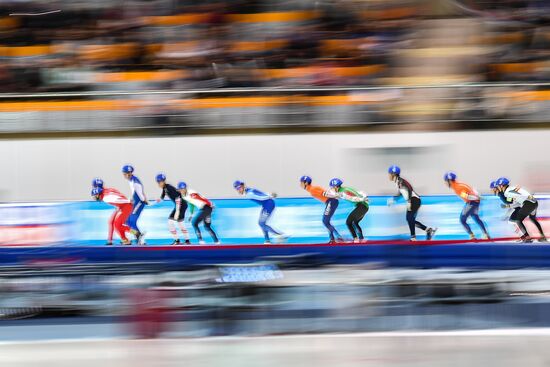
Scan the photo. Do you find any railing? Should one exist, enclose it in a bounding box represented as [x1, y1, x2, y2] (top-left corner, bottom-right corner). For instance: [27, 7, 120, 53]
[0, 83, 548, 133]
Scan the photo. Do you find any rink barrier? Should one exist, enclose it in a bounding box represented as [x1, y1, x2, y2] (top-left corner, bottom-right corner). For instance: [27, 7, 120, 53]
[0, 239, 549, 269]
[0, 195, 544, 246]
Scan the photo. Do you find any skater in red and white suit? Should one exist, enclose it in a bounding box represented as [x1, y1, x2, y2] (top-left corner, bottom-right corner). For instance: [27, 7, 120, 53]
[92, 187, 132, 245]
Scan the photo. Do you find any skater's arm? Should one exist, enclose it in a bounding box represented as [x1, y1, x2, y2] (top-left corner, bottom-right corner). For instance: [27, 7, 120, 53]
[133, 181, 147, 202]
[460, 191, 480, 201]
[497, 192, 512, 205]
[506, 187, 535, 202]
[341, 188, 367, 203]
[323, 188, 340, 199]
[389, 178, 406, 204]
[188, 203, 196, 218]
[245, 189, 271, 201]
[400, 179, 414, 202]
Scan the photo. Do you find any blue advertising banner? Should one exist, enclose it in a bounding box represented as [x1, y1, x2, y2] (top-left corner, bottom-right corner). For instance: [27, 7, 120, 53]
[0, 203, 74, 245]
[53, 195, 550, 245]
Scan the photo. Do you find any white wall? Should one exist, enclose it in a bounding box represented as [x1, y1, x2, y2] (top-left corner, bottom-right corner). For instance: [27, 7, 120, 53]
[1, 129, 550, 202]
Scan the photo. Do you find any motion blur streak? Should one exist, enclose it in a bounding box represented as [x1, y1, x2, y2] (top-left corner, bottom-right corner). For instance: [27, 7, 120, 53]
[2, 0, 550, 365]
[1, 333, 550, 367]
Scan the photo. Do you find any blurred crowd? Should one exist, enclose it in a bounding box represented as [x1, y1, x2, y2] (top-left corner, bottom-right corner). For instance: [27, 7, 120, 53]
[0, 0, 406, 92]
[0, 0, 547, 94]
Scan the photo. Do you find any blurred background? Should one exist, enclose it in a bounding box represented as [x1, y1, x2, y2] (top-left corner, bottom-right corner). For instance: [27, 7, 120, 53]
[1, 0, 550, 366]
[0, 0, 549, 135]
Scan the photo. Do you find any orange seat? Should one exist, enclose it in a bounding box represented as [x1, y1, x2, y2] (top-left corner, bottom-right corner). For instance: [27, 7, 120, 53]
[492, 63, 539, 73]
[96, 70, 188, 83]
[143, 13, 210, 26]
[259, 65, 384, 79]
[230, 40, 288, 52]
[0, 94, 383, 112]
[506, 90, 550, 102]
[226, 11, 320, 23]
[79, 43, 138, 61]
[0, 100, 140, 112]
[0, 45, 54, 57]
[0, 17, 19, 30]
[321, 39, 365, 54]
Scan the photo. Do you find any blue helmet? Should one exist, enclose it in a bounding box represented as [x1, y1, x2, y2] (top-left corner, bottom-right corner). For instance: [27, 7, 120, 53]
[122, 165, 134, 174]
[91, 187, 103, 196]
[329, 178, 343, 187]
[490, 180, 497, 189]
[497, 177, 510, 187]
[92, 178, 104, 188]
[156, 173, 166, 182]
[177, 181, 187, 190]
[233, 180, 244, 189]
[444, 171, 457, 181]
[300, 175, 312, 184]
[388, 165, 401, 175]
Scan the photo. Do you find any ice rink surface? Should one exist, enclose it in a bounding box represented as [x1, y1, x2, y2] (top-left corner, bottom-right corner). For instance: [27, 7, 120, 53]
[2, 330, 550, 367]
